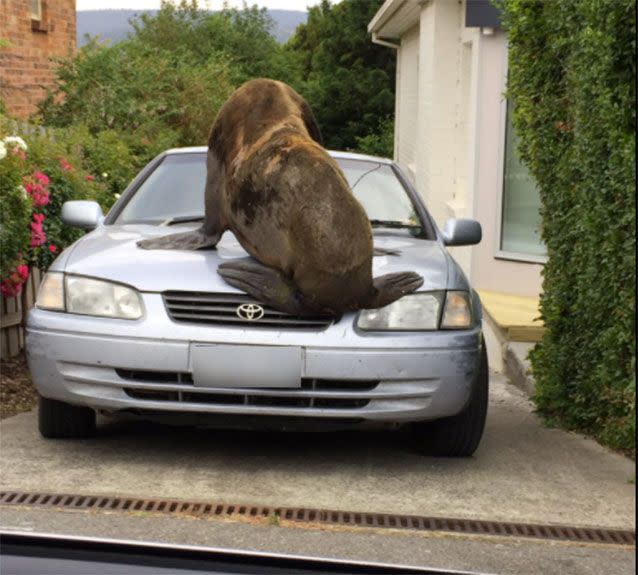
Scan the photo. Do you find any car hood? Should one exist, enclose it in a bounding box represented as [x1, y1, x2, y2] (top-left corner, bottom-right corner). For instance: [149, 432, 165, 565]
[60, 225, 449, 292]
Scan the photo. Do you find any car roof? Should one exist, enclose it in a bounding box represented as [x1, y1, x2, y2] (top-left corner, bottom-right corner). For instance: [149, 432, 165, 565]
[164, 146, 394, 165]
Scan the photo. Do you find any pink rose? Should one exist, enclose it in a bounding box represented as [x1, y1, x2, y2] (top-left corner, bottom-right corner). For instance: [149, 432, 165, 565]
[1, 280, 21, 298]
[0, 263, 29, 298]
[32, 189, 50, 207]
[30, 214, 47, 247]
[24, 173, 50, 207]
[33, 171, 50, 185]
[16, 265, 29, 281]
[48, 245, 57, 253]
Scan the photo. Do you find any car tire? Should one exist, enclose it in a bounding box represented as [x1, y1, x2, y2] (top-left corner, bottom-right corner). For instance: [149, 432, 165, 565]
[38, 396, 96, 439]
[411, 344, 489, 457]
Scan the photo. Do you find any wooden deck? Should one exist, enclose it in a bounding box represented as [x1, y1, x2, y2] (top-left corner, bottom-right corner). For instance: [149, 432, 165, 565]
[477, 289, 545, 343]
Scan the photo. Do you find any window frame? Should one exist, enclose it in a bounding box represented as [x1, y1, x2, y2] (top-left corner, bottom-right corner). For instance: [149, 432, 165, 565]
[494, 46, 548, 265]
[30, 0, 42, 21]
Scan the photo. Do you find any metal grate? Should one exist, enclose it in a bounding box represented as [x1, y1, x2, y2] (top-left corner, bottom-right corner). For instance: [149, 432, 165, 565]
[0, 490, 634, 547]
[115, 370, 377, 392]
[115, 371, 377, 409]
[163, 292, 335, 329]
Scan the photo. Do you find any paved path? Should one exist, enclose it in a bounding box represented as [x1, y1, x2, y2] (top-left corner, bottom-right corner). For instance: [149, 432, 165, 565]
[0, 374, 634, 530]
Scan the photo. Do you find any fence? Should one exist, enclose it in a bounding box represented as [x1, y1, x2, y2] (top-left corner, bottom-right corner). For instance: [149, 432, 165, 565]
[0, 269, 43, 360]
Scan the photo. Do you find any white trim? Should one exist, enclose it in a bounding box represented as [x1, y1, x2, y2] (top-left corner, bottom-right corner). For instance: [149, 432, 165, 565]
[368, 0, 406, 34]
[494, 41, 509, 261]
[495, 250, 547, 265]
[30, 0, 42, 20]
[466, 30, 481, 281]
[371, 32, 400, 49]
[393, 45, 401, 160]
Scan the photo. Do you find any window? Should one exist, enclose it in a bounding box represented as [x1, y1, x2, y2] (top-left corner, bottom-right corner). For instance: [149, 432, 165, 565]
[499, 99, 546, 258]
[30, 0, 42, 20]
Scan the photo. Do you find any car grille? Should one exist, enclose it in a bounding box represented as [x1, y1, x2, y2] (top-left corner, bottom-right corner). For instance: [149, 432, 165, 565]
[163, 291, 335, 329]
[116, 369, 376, 410]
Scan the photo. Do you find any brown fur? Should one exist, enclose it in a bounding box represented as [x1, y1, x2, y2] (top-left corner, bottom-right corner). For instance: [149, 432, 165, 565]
[207, 79, 375, 312]
[138, 78, 422, 314]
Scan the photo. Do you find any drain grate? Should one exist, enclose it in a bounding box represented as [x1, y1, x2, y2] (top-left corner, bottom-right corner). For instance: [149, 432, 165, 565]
[0, 490, 634, 546]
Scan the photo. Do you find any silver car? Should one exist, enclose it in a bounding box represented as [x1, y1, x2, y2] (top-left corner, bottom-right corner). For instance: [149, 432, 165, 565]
[26, 148, 488, 456]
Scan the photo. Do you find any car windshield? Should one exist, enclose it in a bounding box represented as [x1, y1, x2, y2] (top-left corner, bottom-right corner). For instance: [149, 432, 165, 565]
[113, 153, 423, 232]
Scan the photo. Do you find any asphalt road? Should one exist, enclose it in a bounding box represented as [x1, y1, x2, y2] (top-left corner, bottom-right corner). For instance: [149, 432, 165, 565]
[1, 506, 635, 575]
[0, 373, 634, 529]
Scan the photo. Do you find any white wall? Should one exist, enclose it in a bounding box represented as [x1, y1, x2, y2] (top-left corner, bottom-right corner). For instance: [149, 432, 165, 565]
[469, 31, 543, 298]
[395, 24, 419, 180]
[390, 0, 543, 297]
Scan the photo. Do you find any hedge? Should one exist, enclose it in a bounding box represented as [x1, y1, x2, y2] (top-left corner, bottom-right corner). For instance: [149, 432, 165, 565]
[501, 0, 636, 453]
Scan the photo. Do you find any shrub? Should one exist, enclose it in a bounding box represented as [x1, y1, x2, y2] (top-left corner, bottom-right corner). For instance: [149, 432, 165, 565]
[501, 0, 636, 454]
[0, 117, 110, 282]
[355, 117, 394, 158]
[0, 136, 31, 290]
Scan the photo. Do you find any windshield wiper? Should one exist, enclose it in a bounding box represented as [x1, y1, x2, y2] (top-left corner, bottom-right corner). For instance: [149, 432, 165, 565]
[160, 215, 205, 226]
[369, 219, 422, 230]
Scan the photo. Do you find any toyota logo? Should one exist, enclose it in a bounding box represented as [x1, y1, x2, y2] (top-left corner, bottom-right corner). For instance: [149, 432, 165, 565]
[236, 303, 265, 321]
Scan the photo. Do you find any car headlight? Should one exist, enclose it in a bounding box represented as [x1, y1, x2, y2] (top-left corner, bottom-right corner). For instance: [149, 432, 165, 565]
[36, 273, 143, 320]
[357, 290, 472, 331]
[35, 272, 65, 311]
[440, 290, 472, 329]
[357, 292, 444, 331]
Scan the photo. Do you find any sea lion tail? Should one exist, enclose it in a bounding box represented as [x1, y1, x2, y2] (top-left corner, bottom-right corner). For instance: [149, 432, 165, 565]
[137, 229, 220, 251]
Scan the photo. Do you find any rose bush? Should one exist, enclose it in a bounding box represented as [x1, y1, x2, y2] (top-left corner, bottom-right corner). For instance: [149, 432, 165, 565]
[0, 119, 109, 297]
[0, 136, 31, 296]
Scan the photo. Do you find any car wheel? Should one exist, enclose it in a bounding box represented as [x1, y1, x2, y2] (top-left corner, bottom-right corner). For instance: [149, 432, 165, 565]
[411, 344, 489, 457]
[38, 396, 96, 439]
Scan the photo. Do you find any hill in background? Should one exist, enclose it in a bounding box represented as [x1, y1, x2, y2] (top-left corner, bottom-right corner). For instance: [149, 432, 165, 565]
[77, 9, 307, 46]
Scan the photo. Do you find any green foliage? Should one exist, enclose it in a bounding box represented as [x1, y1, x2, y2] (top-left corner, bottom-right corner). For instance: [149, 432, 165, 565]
[38, 1, 298, 149]
[287, 0, 395, 153]
[38, 0, 396, 196]
[0, 140, 31, 279]
[38, 36, 233, 147]
[355, 117, 394, 158]
[501, 0, 636, 454]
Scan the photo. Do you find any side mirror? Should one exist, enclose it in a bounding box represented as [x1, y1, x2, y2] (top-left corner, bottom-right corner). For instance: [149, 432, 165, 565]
[442, 218, 482, 246]
[61, 201, 104, 230]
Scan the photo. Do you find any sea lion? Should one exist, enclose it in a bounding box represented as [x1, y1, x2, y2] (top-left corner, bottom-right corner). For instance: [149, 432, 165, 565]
[138, 78, 423, 315]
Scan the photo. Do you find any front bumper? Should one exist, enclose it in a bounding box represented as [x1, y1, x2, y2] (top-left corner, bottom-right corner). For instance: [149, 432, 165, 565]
[26, 294, 482, 426]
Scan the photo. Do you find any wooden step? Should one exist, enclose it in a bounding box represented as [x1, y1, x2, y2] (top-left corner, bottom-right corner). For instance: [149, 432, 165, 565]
[477, 289, 544, 343]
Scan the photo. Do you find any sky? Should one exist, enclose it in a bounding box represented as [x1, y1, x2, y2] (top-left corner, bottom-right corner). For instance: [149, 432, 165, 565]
[76, 0, 327, 10]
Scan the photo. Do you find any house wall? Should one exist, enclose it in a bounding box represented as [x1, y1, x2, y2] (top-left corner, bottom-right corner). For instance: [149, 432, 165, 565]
[469, 31, 543, 298]
[390, 0, 542, 298]
[0, 0, 76, 118]
[395, 24, 419, 180]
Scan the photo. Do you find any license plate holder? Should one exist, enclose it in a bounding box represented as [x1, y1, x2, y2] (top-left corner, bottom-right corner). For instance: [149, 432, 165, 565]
[191, 344, 302, 388]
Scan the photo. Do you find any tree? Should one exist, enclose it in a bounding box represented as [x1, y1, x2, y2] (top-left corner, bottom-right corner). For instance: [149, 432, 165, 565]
[287, 0, 395, 154]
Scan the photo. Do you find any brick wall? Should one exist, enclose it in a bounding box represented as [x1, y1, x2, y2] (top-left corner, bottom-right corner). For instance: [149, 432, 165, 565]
[0, 0, 76, 118]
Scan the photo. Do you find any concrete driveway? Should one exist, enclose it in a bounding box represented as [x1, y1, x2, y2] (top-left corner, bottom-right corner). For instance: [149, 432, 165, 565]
[0, 373, 634, 530]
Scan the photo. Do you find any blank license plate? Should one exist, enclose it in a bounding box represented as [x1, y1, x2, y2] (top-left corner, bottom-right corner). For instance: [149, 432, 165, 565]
[191, 344, 302, 388]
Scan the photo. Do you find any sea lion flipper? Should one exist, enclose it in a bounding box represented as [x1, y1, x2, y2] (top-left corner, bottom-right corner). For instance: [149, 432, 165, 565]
[137, 228, 220, 250]
[366, 271, 424, 308]
[218, 259, 321, 316]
